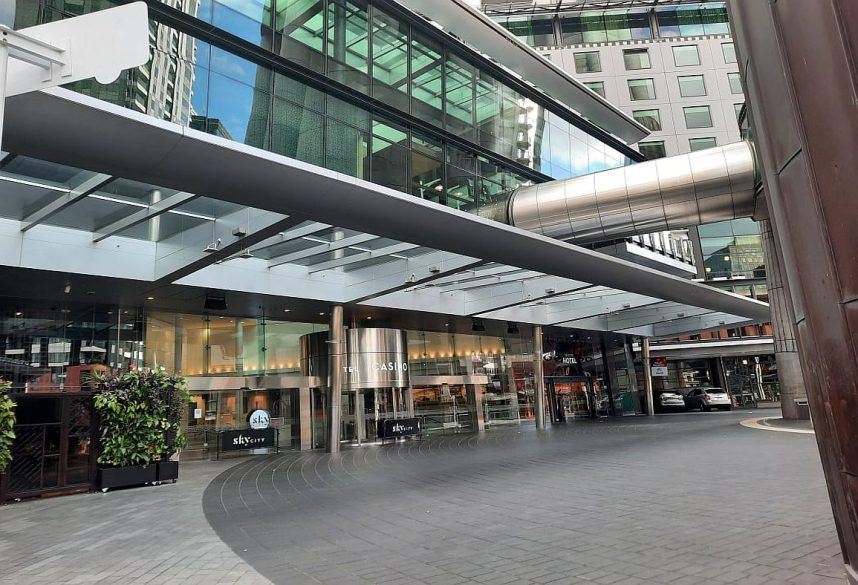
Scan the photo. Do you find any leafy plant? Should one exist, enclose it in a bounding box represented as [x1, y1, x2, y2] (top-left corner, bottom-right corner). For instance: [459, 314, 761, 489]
[92, 370, 189, 468]
[0, 380, 14, 473]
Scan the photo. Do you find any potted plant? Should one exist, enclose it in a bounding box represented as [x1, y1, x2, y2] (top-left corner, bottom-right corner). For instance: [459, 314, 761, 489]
[0, 380, 15, 498]
[92, 370, 188, 491]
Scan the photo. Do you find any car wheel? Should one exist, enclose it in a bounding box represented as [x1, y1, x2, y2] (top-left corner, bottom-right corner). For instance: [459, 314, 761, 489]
[724, 405, 732, 411]
[701, 403, 710, 412]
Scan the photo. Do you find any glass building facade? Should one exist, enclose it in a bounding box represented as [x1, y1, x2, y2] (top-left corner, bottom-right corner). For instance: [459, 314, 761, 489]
[697, 218, 765, 280]
[495, 3, 730, 47]
[15, 0, 632, 215]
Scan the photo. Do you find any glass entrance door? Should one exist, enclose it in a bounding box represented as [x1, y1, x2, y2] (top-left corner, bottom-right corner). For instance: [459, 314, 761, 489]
[341, 388, 410, 444]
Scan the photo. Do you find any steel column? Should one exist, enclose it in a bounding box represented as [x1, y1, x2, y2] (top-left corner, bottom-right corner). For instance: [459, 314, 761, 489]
[642, 338, 654, 416]
[326, 305, 344, 454]
[533, 325, 546, 430]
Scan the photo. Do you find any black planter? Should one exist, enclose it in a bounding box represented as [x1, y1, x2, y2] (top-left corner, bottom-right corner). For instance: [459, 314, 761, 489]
[156, 460, 179, 483]
[98, 464, 156, 492]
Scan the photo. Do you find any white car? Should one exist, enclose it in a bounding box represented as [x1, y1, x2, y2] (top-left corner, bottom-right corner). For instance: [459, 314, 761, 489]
[655, 391, 686, 412]
[684, 387, 732, 411]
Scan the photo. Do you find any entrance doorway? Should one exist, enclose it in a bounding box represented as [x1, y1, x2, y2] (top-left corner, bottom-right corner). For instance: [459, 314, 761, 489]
[1, 393, 96, 501]
[546, 376, 608, 422]
[342, 388, 410, 444]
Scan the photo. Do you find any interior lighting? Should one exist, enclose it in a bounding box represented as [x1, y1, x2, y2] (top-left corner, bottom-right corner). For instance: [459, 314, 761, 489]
[146, 296, 154, 300]
[283, 309, 291, 312]
[14, 311, 22, 316]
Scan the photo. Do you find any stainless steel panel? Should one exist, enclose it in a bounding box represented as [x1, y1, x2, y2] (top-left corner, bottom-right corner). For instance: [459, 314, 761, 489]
[698, 193, 737, 224]
[535, 181, 572, 237]
[623, 163, 663, 210]
[663, 200, 702, 230]
[655, 154, 696, 205]
[593, 167, 631, 215]
[346, 328, 410, 389]
[508, 142, 758, 244]
[688, 148, 731, 200]
[630, 205, 668, 235]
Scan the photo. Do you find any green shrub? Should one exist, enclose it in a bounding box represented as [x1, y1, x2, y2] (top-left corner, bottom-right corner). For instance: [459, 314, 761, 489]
[0, 380, 14, 473]
[92, 370, 188, 468]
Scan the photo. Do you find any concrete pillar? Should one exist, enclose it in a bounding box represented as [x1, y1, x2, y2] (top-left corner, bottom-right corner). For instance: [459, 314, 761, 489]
[533, 325, 546, 430]
[641, 338, 654, 416]
[298, 386, 312, 451]
[759, 218, 808, 419]
[326, 305, 344, 453]
[466, 384, 486, 432]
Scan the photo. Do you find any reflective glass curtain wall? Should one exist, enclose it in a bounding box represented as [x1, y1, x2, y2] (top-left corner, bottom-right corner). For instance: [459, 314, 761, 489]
[15, 0, 629, 218]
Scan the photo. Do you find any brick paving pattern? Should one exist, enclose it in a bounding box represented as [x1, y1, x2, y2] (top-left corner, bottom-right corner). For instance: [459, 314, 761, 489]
[0, 410, 845, 584]
[0, 460, 271, 585]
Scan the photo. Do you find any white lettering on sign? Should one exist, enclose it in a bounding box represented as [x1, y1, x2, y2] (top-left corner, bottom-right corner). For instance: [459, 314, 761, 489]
[232, 434, 268, 447]
[372, 361, 408, 372]
[249, 409, 270, 430]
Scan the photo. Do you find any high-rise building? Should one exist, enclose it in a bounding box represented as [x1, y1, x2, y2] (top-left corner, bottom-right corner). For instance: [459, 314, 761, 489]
[479, 0, 778, 399]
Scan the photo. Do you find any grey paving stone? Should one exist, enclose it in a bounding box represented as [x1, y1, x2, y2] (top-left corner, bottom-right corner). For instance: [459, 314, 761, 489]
[0, 410, 847, 585]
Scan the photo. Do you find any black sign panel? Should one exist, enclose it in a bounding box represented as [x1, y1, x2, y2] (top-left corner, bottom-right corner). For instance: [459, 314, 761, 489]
[378, 417, 420, 439]
[220, 428, 276, 452]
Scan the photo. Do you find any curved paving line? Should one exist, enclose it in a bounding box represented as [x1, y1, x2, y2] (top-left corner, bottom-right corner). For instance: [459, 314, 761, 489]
[202, 415, 826, 585]
[740, 416, 815, 434]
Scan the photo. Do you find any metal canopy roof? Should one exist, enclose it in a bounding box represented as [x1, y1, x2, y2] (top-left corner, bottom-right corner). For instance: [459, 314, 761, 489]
[394, 0, 650, 145]
[0, 87, 768, 336]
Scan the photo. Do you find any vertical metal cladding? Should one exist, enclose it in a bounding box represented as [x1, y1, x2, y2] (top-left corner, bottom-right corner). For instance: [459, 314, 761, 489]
[300, 328, 410, 389]
[509, 141, 757, 244]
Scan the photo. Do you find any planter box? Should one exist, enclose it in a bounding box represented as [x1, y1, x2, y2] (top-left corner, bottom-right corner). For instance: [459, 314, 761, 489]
[156, 460, 179, 483]
[98, 464, 156, 492]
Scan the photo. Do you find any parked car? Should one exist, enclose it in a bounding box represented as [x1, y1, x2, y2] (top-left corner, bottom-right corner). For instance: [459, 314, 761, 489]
[684, 387, 732, 411]
[654, 390, 686, 412]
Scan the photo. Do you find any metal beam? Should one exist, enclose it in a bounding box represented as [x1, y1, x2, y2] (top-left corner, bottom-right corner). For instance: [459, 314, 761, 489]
[345, 254, 487, 304]
[92, 191, 198, 242]
[546, 293, 661, 326]
[465, 276, 593, 316]
[155, 214, 307, 283]
[562, 302, 712, 332]
[307, 242, 418, 273]
[267, 233, 379, 267]
[20, 172, 112, 231]
[248, 221, 330, 254]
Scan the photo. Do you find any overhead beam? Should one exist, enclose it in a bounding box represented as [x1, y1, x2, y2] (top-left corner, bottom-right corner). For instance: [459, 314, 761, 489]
[267, 233, 379, 267]
[20, 172, 113, 231]
[155, 214, 307, 283]
[248, 221, 330, 254]
[465, 276, 592, 316]
[561, 302, 712, 332]
[307, 242, 419, 273]
[92, 191, 198, 242]
[345, 254, 487, 304]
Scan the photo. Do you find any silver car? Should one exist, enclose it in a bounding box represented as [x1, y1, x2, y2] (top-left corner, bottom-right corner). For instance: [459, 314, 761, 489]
[684, 387, 732, 412]
[655, 391, 686, 412]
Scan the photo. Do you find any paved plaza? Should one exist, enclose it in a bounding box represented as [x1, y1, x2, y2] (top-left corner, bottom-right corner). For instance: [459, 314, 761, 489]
[0, 409, 845, 585]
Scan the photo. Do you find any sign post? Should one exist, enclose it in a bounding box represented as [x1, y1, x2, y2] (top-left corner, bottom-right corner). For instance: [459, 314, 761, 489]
[0, 2, 150, 150]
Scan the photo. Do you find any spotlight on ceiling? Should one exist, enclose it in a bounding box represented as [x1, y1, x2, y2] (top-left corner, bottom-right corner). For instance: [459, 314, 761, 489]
[472, 317, 485, 332]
